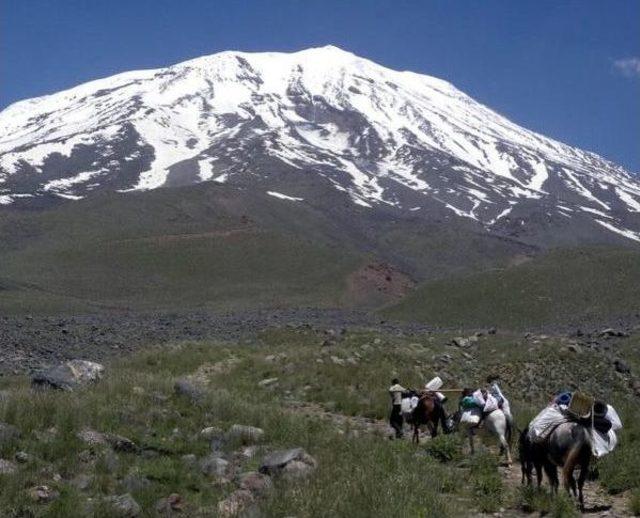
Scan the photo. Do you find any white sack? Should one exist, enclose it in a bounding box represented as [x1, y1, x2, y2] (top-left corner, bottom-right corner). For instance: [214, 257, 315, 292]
[528, 405, 568, 443]
[425, 376, 443, 391]
[605, 405, 623, 431]
[591, 429, 619, 458]
[460, 407, 482, 426]
[483, 394, 499, 413]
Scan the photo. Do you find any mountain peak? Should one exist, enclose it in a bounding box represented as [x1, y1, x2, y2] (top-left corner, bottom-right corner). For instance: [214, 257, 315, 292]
[0, 47, 639, 244]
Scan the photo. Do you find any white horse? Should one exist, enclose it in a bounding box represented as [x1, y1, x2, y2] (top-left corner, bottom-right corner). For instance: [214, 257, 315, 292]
[459, 408, 513, 465]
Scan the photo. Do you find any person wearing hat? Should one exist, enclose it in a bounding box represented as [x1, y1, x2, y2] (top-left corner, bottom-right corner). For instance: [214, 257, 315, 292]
[389, 378, 408, 439]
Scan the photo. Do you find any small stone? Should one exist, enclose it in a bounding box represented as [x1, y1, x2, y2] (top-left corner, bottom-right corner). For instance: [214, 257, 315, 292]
[122, 473, 151, 493]
[258, 377, 279, 388]
[106, 433, 139, 453]
[174, 379, 205, 403]
[210, 475, 232, 488]
[78, 449, 95, 463]
[217, 489, 254, 517]
[282, 460, 314, 480]
[567, 343, 582, 354]
[200, 455, 229, 477]
[238, 471, 272, 494]
[29, 485, 60, 503]
[330, 356, 345, 366]
[451, 337, 470, 348]
[70, 474, 93, 491]
[14, 451, 30, 463]
[155, 493, 185, 514]
[0, 459, 17, 474]
[227, 424, 264, 444]
[103, 493, 141, 517]
[77, 428, 108, 446]
[238, 446, 258, 459]
[259, 448, 317, 476]
[614, 358, 631, 374]
[200, 426, 223, 440]
[181, 454, 197, 467]
[600, 328, 629, 338]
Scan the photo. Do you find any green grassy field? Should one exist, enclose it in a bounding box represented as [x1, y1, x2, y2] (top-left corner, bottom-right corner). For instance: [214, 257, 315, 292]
[0, 327, 638, 516]
[383, 247, 640, 329]
[0, 186, 365, 314]
[2, 185, 640, 330]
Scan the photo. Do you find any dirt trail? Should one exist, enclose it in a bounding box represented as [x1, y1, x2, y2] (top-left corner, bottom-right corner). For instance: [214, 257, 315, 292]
[284, 401, 632, 517]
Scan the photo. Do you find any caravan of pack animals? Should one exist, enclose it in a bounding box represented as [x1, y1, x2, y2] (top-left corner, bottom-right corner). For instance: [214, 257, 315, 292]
[388, 375, 622, 512]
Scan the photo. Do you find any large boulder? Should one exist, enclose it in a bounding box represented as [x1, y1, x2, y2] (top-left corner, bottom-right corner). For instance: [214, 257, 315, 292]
[259, 448, 317, 477]
[32, 360, 104, 390]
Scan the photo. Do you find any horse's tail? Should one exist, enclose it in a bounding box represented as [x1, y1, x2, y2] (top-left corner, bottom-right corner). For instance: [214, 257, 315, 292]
[505, 414, 515, 449]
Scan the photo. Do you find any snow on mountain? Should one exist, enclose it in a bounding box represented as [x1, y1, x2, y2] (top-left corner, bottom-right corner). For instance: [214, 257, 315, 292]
[1, 45, 639, 242]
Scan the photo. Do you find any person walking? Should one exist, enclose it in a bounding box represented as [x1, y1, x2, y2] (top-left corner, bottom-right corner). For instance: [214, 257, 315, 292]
[389, 378, 407, 439]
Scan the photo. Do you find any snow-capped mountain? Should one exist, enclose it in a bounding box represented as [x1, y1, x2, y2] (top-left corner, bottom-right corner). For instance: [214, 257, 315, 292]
[1, 45, 639, 243]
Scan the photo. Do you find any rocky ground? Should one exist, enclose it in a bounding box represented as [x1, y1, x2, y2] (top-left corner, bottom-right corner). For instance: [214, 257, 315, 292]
[1, 315, 639, 516]
[2, 308, 640, 377]
[0, 309, 435, 375]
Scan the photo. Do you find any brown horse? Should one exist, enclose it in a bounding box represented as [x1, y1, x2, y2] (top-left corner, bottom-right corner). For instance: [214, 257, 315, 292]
[409, 392, 448, 444]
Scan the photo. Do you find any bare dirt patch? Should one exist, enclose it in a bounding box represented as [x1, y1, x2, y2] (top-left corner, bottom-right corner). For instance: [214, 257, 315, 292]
[345, 261, 415, 307]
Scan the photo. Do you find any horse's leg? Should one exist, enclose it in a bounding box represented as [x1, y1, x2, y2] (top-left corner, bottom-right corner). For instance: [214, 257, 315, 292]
[535, 461, 543, 488]
[499, 433, 512, 465]
[577, 454, 589, 512]
[413, 423, 419, 444]
[561, 446, 581, 499]
[468, 428, 475, 455]
[543, 462, 558, 494]
[427, 418, 437, 438]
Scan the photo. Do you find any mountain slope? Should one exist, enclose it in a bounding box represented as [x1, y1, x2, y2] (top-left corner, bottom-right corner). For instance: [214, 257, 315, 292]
[1, 46, 639, 246]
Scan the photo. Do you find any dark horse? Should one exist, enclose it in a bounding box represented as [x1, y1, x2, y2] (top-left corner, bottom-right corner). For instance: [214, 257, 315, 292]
[520, 422, 592, 511]
[408, 392, 449, 444]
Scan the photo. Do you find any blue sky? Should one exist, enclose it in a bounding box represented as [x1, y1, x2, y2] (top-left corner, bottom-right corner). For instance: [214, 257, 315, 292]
[2, 0, 639, 171]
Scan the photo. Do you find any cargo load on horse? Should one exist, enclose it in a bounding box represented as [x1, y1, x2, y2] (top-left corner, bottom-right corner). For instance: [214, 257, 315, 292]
[527, 391, 622, 457]
[458, 382, 512, 426]
[456, 383, 514, 464]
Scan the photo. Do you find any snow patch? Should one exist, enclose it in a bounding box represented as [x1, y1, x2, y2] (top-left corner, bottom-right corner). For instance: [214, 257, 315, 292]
[267, 191, 304, 201]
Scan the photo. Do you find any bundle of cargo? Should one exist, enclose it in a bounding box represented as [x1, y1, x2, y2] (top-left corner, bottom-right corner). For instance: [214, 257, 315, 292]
[527, 391, 623, 457]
